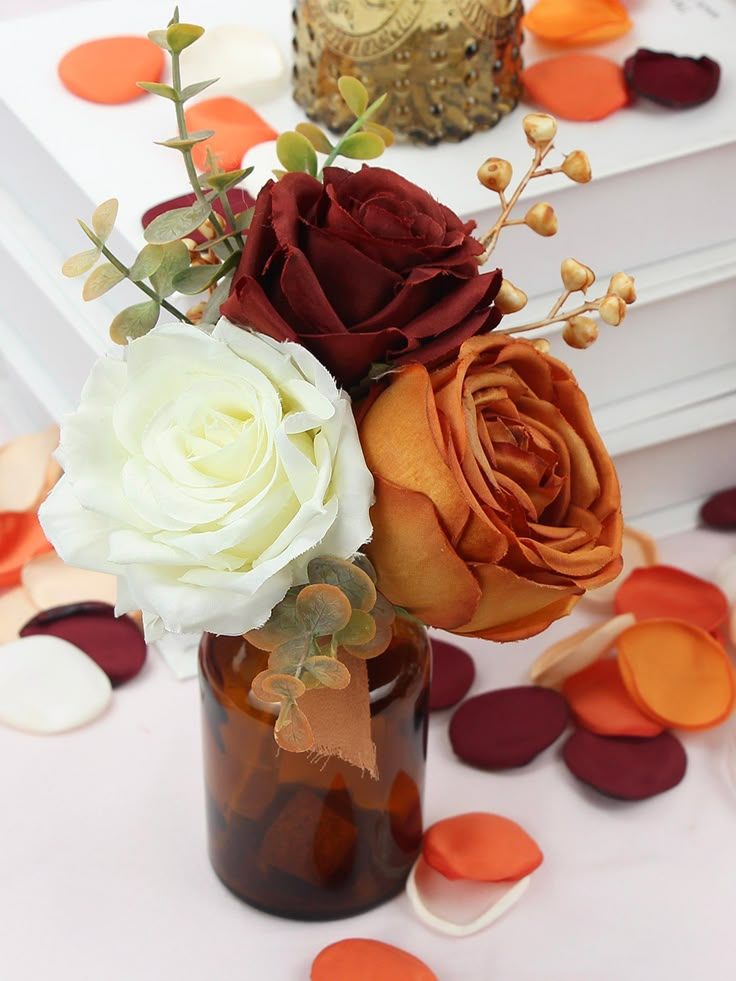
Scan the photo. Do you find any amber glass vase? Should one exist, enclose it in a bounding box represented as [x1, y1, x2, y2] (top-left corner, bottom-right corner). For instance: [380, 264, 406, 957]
[292, 0, 524, 144]
[199, 615, 430, 920]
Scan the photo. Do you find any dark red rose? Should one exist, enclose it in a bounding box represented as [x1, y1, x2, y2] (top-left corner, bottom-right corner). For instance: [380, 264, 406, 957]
[221, 166, 502, 387]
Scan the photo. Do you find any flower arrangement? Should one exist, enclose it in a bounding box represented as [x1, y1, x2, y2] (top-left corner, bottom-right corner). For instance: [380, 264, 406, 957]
[41, 10, 634, 754]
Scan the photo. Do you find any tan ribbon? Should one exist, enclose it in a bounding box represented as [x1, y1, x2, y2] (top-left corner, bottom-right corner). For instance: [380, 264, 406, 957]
[300, 652, 377, 779]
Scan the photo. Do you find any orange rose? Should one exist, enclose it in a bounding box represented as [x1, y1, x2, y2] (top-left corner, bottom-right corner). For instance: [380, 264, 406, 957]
[358, 335, 622, 641]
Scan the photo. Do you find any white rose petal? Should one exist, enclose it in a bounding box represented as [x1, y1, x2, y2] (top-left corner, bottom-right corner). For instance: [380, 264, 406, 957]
[40, 319, 374, 639]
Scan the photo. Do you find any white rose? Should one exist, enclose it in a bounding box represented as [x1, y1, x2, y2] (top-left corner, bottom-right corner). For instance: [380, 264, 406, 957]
[39, 319, 374, 639]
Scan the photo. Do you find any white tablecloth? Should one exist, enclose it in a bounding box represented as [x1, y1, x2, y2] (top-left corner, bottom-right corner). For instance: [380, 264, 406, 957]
[3, 527, 736, 981]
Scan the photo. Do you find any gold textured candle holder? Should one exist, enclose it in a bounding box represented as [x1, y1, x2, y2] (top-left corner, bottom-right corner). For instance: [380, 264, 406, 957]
[292, 0, 524, 145]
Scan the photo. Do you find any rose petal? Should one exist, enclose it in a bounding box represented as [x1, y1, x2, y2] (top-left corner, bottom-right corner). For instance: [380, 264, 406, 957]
[58, 36, 164, 104]
[184, 97, 277, 172]
[407, 855, 531, 937]
[20, 602, 146, 686]
[311, 939, 437, 981]
[0, 635, 112, 734]
[616, 619, 735, 730]
[624, 49, 721, 108]
[0, 425, 60, 512]
[423, 812, 543, 881]
[563, 729, 687, 800]
[0, 513, 54, 588]
[562, 658, 664, 737]
[450, 686, 569, 768]
[429, 637, 475, 711]
[584, 526, 659, 608]
[700, 486, 736, 529]
[0, 587, 39, 644]
[21, 551, 117, 610]
[530, 612, 636, 688]
[614, 565, 728, 632]
[523, 0, 632, 46]
[521, 54, 629, 121]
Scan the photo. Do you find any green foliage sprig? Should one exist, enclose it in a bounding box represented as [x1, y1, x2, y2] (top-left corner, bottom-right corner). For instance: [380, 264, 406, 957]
[276, 76, 394, 178]
[245, 555, 396, 753]
[61, 7, 395, 346]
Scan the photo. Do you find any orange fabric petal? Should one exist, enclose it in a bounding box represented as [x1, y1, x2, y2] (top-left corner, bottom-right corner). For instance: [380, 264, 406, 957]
[311, 939, 437, 981]
[615, 564, 728, 632]
[365, 476, 481, 630]
[617, 619, 736, 731]
[360, 364, 469, 541]
[521, 54, 630, 121]
[185, 97, 277, 172]
[523, 0, 632, 46]
[58, 36, 164, 105]
[563, 658, 664, 737]
[453, 561, 581, 640]
[423, 812, 543, 882]
[0, 513, 54, 588]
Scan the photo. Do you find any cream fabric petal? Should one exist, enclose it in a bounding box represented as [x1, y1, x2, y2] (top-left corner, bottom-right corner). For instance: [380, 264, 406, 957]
[0, 424, 59, 512]
[0, 635, 112, 734]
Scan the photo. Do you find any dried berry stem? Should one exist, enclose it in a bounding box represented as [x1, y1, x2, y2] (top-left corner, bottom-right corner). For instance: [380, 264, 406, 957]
[547, 289, 571, 319]
[500, 299, 600, 335]
[478, 144, 554, 261]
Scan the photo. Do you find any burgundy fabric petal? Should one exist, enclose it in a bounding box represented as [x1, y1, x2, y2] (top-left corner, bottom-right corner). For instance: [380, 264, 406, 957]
[20, 601, 147, 686]
[429, 637, 476, 711]
[563, 729, 687, 800]
[141, 189, 254, 245]
[624, 49, 721, 108]
[301, 328, 410, 386]
[449, 686, 569, 768]
[220, 275, 300, 340]
[700, 486, 736, 529]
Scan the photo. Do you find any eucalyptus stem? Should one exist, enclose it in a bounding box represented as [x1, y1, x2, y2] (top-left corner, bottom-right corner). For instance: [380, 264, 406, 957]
[319, 96, 386, 176]
[170, 50, 234, 254]
[215, 190, 245, 251]
[100, 243, 193, 324]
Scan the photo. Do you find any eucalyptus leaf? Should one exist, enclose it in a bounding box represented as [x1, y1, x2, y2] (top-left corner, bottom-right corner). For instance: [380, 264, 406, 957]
[295, 122, 333, 154]
[155, 130, 214, 152]
[342, 616, 393, 660]
[166, 22, 205, 54]
[339, 131, 385, 160]
[296, 584, 352, 636]
[172, 250, 238, 295]
[338, 76, 368, 117]
[180, 78, 219, 101]
[269, 637, 310, 674]
[147, 28, 171, 51]
[61, 247, 100, 278]
[109, 300, 160, 345]
[200, 271, 234, 323]
[150, 241, 191, 297]
[137, 81, 178, 101]
[275, 703, 313, 752]
[91, 199, 118, 241]
[252, 670, 306, 703]
[144, 200, 211, 244]
[82, 262, 125, 301]
[194, 208, 252, 251]
[204, 168, 250, 193]
[247, 588, 301, 650]
[364, 120, 395, 147]
[335, 610, 377, 647]
[307, 557, 376, 612]
[128, 244, 164, 282]
[302, 655, 351, 690]
[77, 220, 102, 248]
[276, 131, 318, 176]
